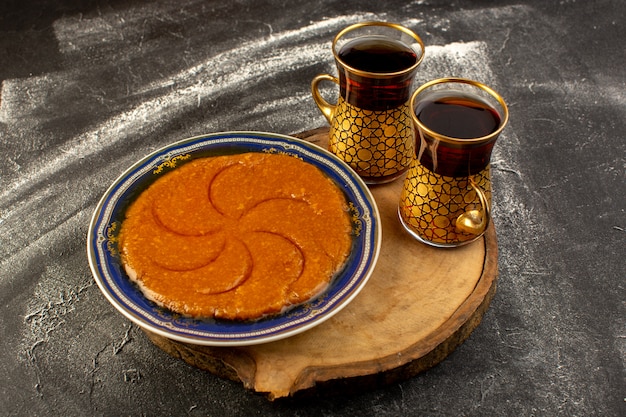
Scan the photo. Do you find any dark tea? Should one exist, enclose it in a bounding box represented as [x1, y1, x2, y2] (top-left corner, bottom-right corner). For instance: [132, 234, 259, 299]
[414, 92, 501, 139]
[336, 35, 418, 110]
[414, 91, 502, 177]
[338, 35, 418, 73]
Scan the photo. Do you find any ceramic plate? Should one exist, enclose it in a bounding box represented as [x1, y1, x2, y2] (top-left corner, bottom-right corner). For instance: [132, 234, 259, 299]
[87, 131, 381, 346]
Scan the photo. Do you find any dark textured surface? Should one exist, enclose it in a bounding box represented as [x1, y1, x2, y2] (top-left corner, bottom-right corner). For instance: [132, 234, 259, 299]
[1, 0, 624, 415]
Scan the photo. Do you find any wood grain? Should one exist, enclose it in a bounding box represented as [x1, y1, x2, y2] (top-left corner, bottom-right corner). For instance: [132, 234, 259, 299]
[144, 127, 498, 400]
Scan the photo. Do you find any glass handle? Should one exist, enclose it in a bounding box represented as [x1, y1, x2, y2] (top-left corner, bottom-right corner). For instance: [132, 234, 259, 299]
[311, 74, 338, 124]
[455, 179, 490, 236]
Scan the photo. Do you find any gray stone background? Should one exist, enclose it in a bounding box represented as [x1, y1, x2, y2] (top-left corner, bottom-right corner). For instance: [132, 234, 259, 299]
[1, 0, 624, 415]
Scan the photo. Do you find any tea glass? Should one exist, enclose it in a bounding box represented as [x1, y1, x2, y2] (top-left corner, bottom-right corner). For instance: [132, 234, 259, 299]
[311, 22, 425, 184]
[398, 78, 509, 247]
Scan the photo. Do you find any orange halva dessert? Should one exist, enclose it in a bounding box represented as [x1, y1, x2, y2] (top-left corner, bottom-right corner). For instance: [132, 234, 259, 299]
[118, 152, 353, 321]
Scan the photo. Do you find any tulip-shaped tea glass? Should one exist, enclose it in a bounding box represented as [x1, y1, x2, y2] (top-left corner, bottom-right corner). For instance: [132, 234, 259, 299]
[399, 78, 509, 247]
[311, 22, 425, 184]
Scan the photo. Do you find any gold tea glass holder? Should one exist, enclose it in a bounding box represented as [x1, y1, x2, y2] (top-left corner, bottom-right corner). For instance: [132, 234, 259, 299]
[311, 22, 425, 184]
[398, 77, 509, 247]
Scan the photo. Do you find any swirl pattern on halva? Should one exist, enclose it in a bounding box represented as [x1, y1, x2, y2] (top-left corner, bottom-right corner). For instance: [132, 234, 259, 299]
[118, 153, 353, 321]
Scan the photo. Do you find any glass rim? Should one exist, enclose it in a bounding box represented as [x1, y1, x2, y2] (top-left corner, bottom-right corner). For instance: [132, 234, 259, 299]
[331, 21, 425, 78]
[410, 77, 509, 145]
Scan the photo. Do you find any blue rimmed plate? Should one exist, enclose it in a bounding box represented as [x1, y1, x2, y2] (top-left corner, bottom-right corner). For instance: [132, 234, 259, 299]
[87, 131, 381, 346]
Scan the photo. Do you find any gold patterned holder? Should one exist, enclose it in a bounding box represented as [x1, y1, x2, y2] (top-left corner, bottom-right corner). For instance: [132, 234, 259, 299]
[399, 163, 492, 246]
[327, 96, 414, 180]
[311, 22, 425, 184]
[399, 78, 509, 247]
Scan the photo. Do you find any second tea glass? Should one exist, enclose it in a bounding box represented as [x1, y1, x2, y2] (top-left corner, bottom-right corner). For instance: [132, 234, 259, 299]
[399, 78, 509, 247]
[311, 22, 425, 184]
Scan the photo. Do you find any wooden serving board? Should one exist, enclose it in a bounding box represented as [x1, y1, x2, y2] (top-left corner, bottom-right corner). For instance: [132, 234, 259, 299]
[144, 127, 498, 400]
